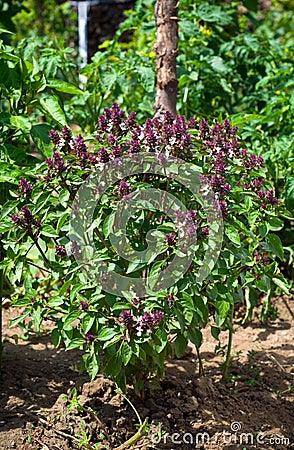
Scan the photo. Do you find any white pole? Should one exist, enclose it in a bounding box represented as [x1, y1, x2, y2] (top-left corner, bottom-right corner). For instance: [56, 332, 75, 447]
[78, 1, 90, 83]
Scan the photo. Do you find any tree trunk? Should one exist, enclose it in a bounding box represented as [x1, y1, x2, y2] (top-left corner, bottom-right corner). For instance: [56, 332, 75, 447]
[154, 0, 178, 115]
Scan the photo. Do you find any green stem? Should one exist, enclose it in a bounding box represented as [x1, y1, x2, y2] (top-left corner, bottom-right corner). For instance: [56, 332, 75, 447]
[196, 345, 205, 376]
[113, 417, 148, 450]
[222, 304, 234, 382]
[116, 388, 142, 426]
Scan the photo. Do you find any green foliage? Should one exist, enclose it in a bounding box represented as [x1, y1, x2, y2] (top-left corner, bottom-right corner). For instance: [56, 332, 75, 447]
[12, 0, 77, 44]
[0, 31, 84, 169]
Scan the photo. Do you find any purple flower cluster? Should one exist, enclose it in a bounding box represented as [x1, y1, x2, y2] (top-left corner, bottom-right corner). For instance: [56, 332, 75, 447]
[167, 293, 175, 306]
[117, 180, 130, 197]
[12, 206, 41, 230]
[136, 311, 164, 336]
[254, 251, 270, 266]
[174, 209, 198, 239]
[49, 127, 97, 170]
[199, 226, 210, 239]
[209, 174, 231, 196]
[18, 178, 32, 196]
[244, 153, 263, 171]
[80, 301, 89, 310]
[85, 332, 95, 342]
[49, 125, 73, 153]
[55, 245, 67, 257]
[97, 103, 136, 136]
[197, 118, 278, 215]
[46, 152, 66, 175]
[165, 233, 176, 246]
[244, 176, 264, 192]
[212, 199, 229, 218]
[120, 309, 164, 336]
[121, 309, 134, 327]
[257, 189, 279, 208]
[127, 111, 194, 159]
[98, 147, 110, 163]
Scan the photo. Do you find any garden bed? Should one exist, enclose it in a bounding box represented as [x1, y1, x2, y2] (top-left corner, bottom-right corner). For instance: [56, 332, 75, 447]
[0, 294, 293, 450]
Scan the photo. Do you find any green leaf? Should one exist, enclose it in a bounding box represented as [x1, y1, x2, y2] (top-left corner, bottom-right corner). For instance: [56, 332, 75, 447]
[47, 79, 84, 95]
[225, 225, 241, 246]
[216, 300, 230, 319]
[211, 326, 220, 340]
[267, 216, 284, 231]
[10, 309, 31, 327]
[87, 353, 100, 380]
[31, 124, 53, 157]
[283, 177, 294, 212]
[10, 115, 31, 132]
[243, 0, 258, 12]
[103, 213, 115, 238]
[63, 310, 81, 330]
[258, 222, 269, 238]
[82, 315, 95, 334]
[174, 334, 187, 358]
[121, 343, 133, 365]
[51, 328, 61, 347]
[66, 338, 86, 350]
[39, 96, 66, 125]
[272, 277, 290, 295]
[137, 66, 155, 93]
[187, 328, 202, 348]
[266, 233, 284, 260]
[41, 224, 59, 237]
[255, 275, 271, 293]
[97, 328, 119, 341]
[209, 56, 228, 73]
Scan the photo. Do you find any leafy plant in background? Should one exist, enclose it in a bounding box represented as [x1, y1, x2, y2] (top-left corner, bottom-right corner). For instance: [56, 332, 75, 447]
[2, 104, 290, 396]
[12, 0, 77, 45]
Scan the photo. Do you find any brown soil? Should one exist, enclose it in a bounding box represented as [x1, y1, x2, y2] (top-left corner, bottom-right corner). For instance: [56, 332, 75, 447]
[0, 294, 293, 450]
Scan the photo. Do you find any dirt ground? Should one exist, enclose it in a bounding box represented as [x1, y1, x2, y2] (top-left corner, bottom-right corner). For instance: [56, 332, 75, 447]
[0, 294, 293, 450]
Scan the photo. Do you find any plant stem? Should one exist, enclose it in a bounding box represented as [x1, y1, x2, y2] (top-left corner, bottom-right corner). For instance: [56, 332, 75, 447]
[116, 388, 142, 426]
[222, 304, 234, 382]
[195, 345, 205, 376]
[113, 417, 148, 450]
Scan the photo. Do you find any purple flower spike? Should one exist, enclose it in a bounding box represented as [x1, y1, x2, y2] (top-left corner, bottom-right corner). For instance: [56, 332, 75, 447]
[61, 125, 72, 142]
[165, 233, 176, 246]
[98, 147, 110, 163]
[18, 178, 32, 196]
[121, 310, 134, 327]
[199, 226, 210, 239]
[133, 298, 140, 306]
[112, 145, 122, 158]
[49, 129, 60, 145]
[55, 245, 67, 257]
[80, 301, 89, 311]
[21, 206, 34, 224]
[86, 332, 95, 342]
[11, 213, 21, 225]
[117, 180, 130, 197]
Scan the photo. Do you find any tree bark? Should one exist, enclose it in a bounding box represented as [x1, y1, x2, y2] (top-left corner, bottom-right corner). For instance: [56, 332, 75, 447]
[154, 0, 178, 115]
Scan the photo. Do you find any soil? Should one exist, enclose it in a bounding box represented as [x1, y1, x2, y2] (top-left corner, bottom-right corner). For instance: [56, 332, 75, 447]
[0, 294, 293, 450]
